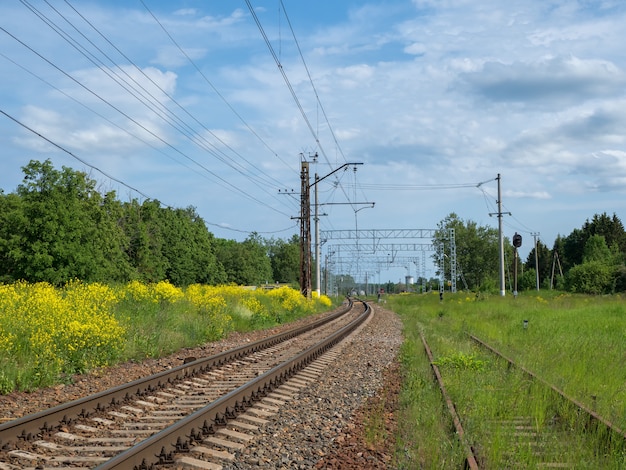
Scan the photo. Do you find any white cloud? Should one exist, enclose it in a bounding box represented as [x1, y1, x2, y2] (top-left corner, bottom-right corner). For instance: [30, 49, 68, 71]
[404, 42, 426, 55]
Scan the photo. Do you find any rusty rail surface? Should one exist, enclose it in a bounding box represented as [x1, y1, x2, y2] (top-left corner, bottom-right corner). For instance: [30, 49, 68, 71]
[96, 299, 371, 469]
[0, 300, 354, 448]
[420, 332, 479, 470]
[468, 333, 626, 440]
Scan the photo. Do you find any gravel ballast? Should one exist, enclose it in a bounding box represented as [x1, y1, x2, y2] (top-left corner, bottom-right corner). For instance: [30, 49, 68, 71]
[222, 303, 403, 469]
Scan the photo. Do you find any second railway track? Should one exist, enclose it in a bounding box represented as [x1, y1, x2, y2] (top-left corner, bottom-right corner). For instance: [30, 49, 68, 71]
[421, 331, 626, 468]
[0, 298, 372, 469]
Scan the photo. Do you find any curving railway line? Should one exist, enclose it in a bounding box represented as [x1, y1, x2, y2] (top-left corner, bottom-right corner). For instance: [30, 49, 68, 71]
[421, 331, 626, 468]
[0, 298, 372, 469]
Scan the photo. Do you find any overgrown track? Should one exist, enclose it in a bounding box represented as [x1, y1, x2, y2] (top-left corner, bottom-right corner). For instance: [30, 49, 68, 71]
[421, 332, 626, 468]
[0, 298, 371, 469]
[420, 332, 478, 470]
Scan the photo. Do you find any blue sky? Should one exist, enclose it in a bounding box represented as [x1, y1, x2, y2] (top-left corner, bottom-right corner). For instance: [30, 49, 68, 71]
[2, 1, 626, 285]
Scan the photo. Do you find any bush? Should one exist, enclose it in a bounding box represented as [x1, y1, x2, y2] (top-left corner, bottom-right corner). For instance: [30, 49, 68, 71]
[565, 261, 613, 294]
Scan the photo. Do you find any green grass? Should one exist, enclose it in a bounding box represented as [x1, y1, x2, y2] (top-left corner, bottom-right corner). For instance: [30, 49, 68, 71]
[386, 291, 626, 468]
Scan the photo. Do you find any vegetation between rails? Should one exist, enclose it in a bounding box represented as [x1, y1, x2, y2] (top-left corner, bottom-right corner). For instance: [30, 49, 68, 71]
[386, 291, 626, 469]
[0, 280, 334, 394]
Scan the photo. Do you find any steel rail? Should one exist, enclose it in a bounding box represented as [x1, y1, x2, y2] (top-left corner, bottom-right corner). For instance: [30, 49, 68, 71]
[468, 333, 626, 440]
[0, 299, 354, 448]
[420, 332, 479, 470]
[96, 299, 372, 469]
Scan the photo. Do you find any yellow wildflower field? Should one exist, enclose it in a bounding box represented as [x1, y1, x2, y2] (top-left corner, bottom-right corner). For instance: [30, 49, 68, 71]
[0, 281, 333, 394]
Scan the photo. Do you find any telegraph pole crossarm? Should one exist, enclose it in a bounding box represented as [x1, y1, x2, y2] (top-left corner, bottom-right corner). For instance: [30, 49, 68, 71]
[310, 162, 363, 189]
[301, 160, 364, 299]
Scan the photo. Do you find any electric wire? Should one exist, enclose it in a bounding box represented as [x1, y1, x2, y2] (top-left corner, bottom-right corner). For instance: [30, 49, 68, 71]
[276, 2, 363, 212]
[0, 21, 293, 217]
[26, 0, 297, 212]
[279, 0, 348, 166]
[245, 0, 318, 158]
[0, 107, 155, 203]
[246, 0, 362, 215]
[343, 182, 488, 190]
[0, 106, 297, 236]
[135, 0, 298, 183]
[0, 51, 203, 179]
[478, 181, 540, 241]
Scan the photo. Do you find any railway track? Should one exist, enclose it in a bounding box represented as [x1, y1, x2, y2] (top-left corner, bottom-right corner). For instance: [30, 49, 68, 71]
[421, 332, 626, 468]
[0, 298, 372, 469]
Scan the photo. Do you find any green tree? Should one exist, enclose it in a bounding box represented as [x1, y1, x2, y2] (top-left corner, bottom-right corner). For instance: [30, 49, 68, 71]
[582, 234, 613, 264]
[188, 212, 226, 285]
[561, 228, 586, 271]
[518, 268, 538, 291]
[9, 160, 131, 284]
[566, 235, 615, 294]
[524, 240, 551, 289]
[122, 199, 168, 283]
[240, 233, 273, 285]
[566, 261, 613, 294]
[158, 206, 226, 286]
[550, 236, 567, 288]
[560, 213, 626, 271]
[267, 234, 300, 285]
[214, 233, 273, 286]
[0, 191, 26, 283]
[583, 212, 626, 255]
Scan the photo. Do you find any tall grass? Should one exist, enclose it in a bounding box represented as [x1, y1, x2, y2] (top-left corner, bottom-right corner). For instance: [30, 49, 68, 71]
[387, 291, 626, 468]
[395, 338, 467, 468]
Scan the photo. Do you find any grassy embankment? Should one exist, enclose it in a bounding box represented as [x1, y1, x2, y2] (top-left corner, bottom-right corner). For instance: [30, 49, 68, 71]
[0, 280, 335, 394]
[383, 291, 626, 468]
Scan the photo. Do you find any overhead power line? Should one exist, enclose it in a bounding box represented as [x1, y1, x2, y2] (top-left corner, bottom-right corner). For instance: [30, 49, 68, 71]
[343, 182, 489, 191]
[0, 107, 297, 236]
[3, 3, 300, 217]
[279, 0, 348, 166]
[136, 0, 297, 183]
[31, 0, 296, 208]
[246, 1, 365, 218]
[0, 107, 155, 202]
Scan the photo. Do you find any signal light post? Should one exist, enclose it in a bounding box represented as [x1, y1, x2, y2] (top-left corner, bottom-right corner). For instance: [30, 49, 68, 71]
[513, 232, 522, 298]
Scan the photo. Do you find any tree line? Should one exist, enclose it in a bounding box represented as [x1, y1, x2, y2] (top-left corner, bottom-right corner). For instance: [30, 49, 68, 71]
[433, 212, 626, 295]
[0, 160, 300, 287]
[3, 160, 624, 295]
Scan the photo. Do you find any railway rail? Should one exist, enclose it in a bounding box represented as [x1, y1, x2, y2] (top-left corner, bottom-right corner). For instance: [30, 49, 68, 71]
[421, 331, 626, 468]
[0, 298, 372, 469]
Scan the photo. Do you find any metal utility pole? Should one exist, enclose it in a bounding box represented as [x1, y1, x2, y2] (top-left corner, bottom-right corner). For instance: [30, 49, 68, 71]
[299, 161, 312, 298]
[307, 162, 363, 298]
[449, 228, 457, 293]
[299, 159, 363, 299]
[497, 174, 505, 296]
[489, 174, 510, 297]
[314, 173, 321, 298]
